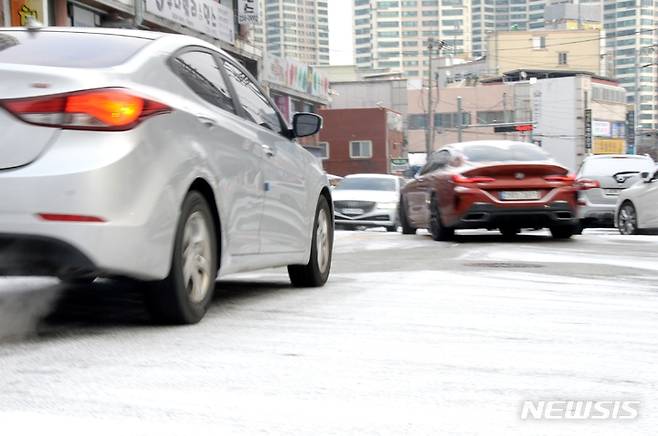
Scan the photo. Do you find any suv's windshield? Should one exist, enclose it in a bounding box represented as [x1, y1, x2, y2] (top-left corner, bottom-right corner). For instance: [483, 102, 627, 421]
[462, 143, 550, 162]
[335, 177, 396, 191]
[0, 31, 151, 68]
[581, 157, 655, 176]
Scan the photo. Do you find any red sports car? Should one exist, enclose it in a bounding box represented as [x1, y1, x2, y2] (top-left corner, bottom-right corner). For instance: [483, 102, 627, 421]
[399, 141, 598, 240]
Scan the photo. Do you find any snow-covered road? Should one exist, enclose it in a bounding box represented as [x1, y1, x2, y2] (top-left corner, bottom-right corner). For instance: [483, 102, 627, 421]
[1, 229, 657, 435]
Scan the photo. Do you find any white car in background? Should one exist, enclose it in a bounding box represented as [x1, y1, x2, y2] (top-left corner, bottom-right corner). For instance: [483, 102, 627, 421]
[576, 154, 655, 231]
[615, 168, 658, 235]
[332, 174, 403, 232]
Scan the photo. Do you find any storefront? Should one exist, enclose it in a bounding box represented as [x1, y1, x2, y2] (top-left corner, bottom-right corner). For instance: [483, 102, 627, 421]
[262, 54, 330, 121]
[592, 119, 627, 154]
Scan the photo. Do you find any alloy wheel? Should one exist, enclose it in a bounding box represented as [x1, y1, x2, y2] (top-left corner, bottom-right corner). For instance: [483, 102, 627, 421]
[182, 211, 213, 303]
[316, 208, 330, 274]
[618, 204, 637, 235]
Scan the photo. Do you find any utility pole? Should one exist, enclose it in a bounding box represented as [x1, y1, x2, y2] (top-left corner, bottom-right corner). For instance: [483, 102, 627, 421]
[425, 38, 435, 157]
[425, 38, 446, 157]
[502, 92, 508, 139]
[431, 71, 439, 150]
[457, 96, 463, 142]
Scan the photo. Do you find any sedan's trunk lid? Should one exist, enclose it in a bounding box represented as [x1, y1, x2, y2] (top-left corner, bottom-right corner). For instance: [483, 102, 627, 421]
[0, 65, 84, 169]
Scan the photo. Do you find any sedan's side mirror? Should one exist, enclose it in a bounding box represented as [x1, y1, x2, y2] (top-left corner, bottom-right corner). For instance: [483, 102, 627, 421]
[292, 113, 322, 138]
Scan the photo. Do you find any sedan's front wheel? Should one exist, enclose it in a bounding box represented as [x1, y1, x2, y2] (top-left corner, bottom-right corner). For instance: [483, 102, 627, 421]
[146, 191, 218, 325]
[288, 196, 333, 287]
[618, 202, 639, 235]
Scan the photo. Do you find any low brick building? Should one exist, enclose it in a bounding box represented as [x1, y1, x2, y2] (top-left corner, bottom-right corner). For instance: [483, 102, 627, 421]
[316, 107, 404, 177]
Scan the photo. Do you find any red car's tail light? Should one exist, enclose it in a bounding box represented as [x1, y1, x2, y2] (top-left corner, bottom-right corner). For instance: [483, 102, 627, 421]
[452, 174, 496, 184]
[545, 174, 576, 182]
[2, 89, 170, 130]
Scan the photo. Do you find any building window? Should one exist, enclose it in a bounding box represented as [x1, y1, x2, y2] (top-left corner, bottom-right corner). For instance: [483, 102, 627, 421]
[558, 52, 568, 65]
[317, 142, 329, 159]
[350, 140, 373, 159]
[532, 36, 546, 49]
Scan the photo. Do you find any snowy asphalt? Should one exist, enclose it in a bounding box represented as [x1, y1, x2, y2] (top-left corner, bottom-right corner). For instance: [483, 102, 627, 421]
[1, 228, 657, 435]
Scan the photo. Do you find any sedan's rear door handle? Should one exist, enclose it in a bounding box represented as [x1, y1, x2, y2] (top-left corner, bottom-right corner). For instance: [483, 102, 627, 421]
[197, 116, 218, 128]
[261, 144, 275, 157]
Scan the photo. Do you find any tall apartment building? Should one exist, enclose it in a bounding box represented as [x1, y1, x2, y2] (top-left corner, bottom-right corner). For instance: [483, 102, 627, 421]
[352, 0, 471, 78]
[601, 0, 658, 134]
[256, 0, 330, 65]
[472, 0, 657, 137]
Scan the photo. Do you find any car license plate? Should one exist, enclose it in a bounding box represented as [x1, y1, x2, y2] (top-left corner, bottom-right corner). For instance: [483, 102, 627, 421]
[604, 189, 621, 196]
[500, 191, 541, 201]
[342, 208, 364, 215]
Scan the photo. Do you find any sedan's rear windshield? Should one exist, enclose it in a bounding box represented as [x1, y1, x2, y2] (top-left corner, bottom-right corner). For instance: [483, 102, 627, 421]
[335, 178, 396, 191]
[462, 143, 550, 162]
[581, 157, 655, 176]
[0, 31, 151, 68]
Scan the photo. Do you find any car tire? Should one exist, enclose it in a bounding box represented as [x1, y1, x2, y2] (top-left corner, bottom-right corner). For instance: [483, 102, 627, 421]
[288, 196, 333, 288]
[499, 226, 520, 238]
[549, 225, 575, 239]
[386, 225, 398, 232]
[399, 196, 417, 235]
[146, 191, 218, 325]
[429, 195, 454, 241]
[618, 202, 639, 235]
[573, 222, 584, 235]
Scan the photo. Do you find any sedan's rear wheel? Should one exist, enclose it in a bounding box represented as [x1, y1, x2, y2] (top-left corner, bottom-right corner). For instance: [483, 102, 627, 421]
[288, 196, 333, 287]
[429, 195, 454, 241]
[146, 191, 218, 325]
[618, 202, 639, 235]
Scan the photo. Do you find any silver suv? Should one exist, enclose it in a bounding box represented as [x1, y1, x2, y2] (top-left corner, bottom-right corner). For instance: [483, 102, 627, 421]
[576, 154, 656, 231]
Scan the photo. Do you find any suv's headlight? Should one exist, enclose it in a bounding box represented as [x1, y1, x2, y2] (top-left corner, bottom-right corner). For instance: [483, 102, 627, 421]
[377, 202, 398, 210]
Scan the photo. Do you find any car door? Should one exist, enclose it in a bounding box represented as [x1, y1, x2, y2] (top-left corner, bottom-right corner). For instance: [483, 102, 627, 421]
[635, 173, 658, 228]
[170, 49, 264, 255]
[405, 150, 449, 227]
[221, 59, 308, 254]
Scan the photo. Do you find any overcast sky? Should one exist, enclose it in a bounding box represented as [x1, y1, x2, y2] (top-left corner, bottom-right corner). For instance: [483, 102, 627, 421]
[328, 0, 354, 65]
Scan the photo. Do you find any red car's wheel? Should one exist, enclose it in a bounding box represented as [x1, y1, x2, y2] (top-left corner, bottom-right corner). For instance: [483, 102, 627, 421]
[429, 195, 454, 241]
[399, 196, 417, 235]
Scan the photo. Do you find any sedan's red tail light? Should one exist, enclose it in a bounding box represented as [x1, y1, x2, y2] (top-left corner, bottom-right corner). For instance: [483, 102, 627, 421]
[2, 89, 170, 130]
[452, 174, 496, 184]
[545, 174, 576, 182]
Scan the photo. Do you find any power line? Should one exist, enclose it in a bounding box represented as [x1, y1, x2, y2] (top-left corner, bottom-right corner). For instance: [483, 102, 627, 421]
[495, 27, 658, 52]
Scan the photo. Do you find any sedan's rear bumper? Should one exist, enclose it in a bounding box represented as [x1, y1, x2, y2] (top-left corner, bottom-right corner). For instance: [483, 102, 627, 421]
[0, 234, 96, 277]
[577, 203, 616, 228]
[457, 202, 577, 228]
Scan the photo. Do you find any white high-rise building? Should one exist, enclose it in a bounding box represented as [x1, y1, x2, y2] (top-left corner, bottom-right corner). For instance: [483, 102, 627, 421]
[352, 0, 471, 78]
[255, 0, 330, 65]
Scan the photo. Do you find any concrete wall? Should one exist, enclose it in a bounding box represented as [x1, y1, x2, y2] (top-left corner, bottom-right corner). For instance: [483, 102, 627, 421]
[329, 80, 408, 120]
[533, 77, 581, 171]
[487, 30, 601, 76]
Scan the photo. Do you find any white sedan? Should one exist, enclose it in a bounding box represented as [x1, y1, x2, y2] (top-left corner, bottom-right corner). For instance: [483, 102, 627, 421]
[615, 168, 658, 235]
[332, 174, 403, 232]
[0, 27, 333, 324]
